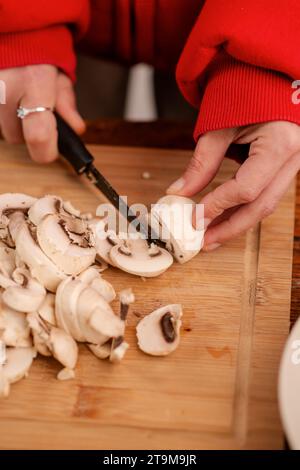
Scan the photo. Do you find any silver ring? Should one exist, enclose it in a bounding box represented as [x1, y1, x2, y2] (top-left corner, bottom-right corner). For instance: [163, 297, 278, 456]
[17, 106, 53, 120]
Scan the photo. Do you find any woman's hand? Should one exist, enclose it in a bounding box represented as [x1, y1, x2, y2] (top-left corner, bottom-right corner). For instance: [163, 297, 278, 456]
[0, 64, 85, 163]
[167, 121, 300, 250]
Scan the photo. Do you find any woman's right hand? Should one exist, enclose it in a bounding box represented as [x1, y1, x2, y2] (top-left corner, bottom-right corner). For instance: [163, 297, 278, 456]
[0, 64, 85, 163]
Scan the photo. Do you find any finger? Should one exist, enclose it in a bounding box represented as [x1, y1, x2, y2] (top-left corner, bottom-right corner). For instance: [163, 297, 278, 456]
[166, 128, 235, 197]
[21, 65, 58, 163]
[0, 109, 24, 144]
[199, 136, 295, 225]
[56, 73, 85, 135]
[203, 151, 300, 249]
[0, 76, 23, 144]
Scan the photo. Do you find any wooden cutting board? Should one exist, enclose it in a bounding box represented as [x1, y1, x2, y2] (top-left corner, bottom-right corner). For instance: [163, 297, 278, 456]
[0, 141, 295, 450]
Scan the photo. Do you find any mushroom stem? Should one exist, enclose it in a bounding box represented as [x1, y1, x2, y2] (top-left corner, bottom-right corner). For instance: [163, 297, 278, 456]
[119, 288, 135, 321]
[0, 340, 7, 366]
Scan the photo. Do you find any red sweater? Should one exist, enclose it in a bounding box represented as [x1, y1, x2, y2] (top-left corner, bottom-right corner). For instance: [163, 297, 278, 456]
[1, 0, 300, 142]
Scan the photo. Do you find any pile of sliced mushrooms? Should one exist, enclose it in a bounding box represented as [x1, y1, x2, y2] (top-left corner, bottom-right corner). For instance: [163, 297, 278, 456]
[0, 193, 204, 398]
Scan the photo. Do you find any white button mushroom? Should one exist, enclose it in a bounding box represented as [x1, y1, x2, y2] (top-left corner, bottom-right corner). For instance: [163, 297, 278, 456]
[136, 304, 183, 356]
[151, 195, 204, 264]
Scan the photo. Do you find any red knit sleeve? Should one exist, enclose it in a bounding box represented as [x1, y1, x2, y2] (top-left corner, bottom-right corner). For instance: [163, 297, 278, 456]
[0, 0, 90, 81]
[176, 0, 300, 140]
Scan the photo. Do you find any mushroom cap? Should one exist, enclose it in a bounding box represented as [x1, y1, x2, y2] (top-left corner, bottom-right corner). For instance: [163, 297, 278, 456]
[37, 214, 96, 276]
[151, 195, 204, 264]
[136, 304, 182, 356]
[110, 237, 173, 277]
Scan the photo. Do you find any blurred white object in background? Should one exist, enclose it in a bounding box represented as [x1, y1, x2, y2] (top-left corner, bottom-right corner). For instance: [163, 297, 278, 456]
[124, 64, 158, 121]
[279, 316, 300, 449]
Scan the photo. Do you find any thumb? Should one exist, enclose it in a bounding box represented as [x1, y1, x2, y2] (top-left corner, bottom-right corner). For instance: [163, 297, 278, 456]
[55, 73, 86, 135]
[166, 128, 234, 197]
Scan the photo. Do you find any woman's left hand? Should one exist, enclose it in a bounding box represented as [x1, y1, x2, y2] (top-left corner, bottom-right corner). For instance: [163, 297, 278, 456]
[166, 121, 300, 251]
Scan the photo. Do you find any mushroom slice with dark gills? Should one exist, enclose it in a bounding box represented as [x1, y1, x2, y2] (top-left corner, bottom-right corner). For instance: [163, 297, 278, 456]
[109, 237, 173, 277]
[28, 195, 82, 226]
[0, 193, 37, 248]
[136, 304, 182, 356]
[36, 213, 96, 276]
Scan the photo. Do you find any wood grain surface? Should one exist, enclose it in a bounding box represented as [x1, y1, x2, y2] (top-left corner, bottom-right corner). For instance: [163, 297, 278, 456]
[0, 140, 295, 449]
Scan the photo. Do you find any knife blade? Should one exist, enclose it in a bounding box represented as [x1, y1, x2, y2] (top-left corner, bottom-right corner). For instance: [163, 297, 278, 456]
[55, 112, 164, 247]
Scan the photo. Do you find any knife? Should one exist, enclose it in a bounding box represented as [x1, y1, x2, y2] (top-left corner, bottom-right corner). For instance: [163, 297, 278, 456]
[55, 112, 164, 246]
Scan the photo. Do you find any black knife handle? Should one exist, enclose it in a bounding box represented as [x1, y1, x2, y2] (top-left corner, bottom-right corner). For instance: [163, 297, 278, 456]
[55, 112, 94, 174]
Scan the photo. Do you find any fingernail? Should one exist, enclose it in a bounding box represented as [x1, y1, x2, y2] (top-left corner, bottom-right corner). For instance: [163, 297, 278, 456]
[166, 177, 185, 194]
[203, 242, 221, 252]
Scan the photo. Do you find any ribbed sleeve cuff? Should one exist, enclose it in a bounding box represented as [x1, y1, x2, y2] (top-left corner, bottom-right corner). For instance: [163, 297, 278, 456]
[0, 26, 76, 81]
[195, 55, 300, 140]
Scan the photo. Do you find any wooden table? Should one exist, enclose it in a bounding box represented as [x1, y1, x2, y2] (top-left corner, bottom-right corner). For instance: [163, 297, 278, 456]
[83, 119, 300, 329]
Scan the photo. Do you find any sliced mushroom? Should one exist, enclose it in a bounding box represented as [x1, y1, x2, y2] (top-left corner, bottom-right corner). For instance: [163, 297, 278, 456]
[0, 193, 36, 226]
[0, 299, 31, 347]
[77, 287, 124, 342]
[37, 293, 56, 326]
[136, 304, 182, 356]
[55, 273, 124, 345]
[28, 312, 78, 370]
[47, 327, 78, 370]
[9, 212, 66, 292]
[151, 195, 204, 264]
[78, 266, 116, 303]
[32, 330, 52, 357]
[89, 217, 120, 266]
[0, 346, 36, 397]
[28, 195, 62, 226]
[0, 243, 16, 278]
[110, 237, 173, 277]
[1, 267, 46, 313]
[88, 341, 111, 359]
[37, 214, 96, 275]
